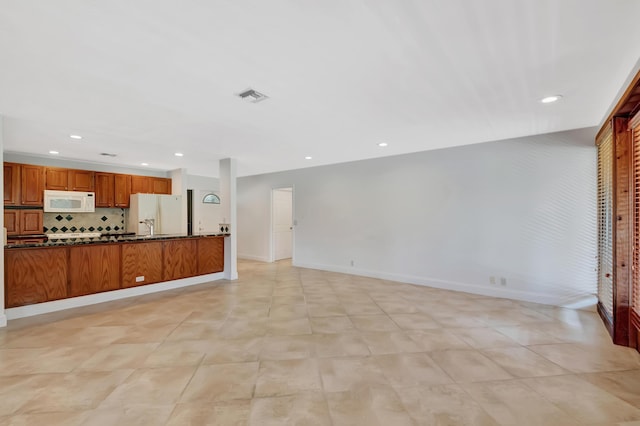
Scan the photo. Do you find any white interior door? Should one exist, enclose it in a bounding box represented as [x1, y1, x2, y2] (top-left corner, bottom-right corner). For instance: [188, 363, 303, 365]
[273, 188, 293, 261]
[195, 190, 222, 233]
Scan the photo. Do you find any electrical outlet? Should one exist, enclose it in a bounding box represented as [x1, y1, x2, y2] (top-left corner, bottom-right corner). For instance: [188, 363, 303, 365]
[500, 277, 507, 286]
[135, 276, 145, 282]
[489, 276, 496, 285]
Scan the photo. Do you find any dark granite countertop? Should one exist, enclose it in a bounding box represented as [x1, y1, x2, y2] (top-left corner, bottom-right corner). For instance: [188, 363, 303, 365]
[5, 232, 229, 249]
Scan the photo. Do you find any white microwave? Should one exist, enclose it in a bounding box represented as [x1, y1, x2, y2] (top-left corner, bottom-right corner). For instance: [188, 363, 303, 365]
[44, 190, 96, 213]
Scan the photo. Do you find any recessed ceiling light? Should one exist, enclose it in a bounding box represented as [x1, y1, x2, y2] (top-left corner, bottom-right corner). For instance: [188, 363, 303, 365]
[174, 152, 184, 157]
[378, 142, 388, 147]
[540, 95, 562, 104]
[141, 162, 149, 166]
[49, 150, 59, 155]
[69, 134, 82, 140]
[304, 156, 312, 160]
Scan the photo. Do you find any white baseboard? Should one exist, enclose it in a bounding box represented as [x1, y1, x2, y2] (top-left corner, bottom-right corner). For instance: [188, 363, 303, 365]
[5, 272, 225, 321]
[0, 312, 6, 327]
[238, 253, 271, 262]
[292, 261, 592, 308]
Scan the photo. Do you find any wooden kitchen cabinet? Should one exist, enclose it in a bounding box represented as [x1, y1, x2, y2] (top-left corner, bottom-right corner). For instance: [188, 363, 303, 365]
[45, 167, 69, 190]
[4, 210, 18, 235]
[130, 175, 149, 194]
[197, 237, 224, 274]
[5, 247, 68, 307]
[114, 174, 131, 207]
[131, 175, 171, 195]
[45, 167, 94, 191]
[20, 210, 44, 234]
[95, 173, 131, 207]
[20, 164, 44, 206]
[5, 162, 169, 207]
[95, 172, 115, 207]
[151, 177, 171, 194]
[4, 235, 225, 307]
[4, 162, 20, 205]
[69, 245, 121, 297]
[69, 169, 94, 191]
[163, 239, 197, 280]
[5, 210, 43, 236]
[122, 241, 163, 287]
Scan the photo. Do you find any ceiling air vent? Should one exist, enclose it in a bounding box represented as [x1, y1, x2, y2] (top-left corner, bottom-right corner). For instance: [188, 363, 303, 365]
[99, 152, 117, 157]
[237, 88, 268, 103]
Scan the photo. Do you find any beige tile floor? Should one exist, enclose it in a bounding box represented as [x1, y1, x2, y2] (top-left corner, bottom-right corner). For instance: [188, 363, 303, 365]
[1, 259, 640, 425]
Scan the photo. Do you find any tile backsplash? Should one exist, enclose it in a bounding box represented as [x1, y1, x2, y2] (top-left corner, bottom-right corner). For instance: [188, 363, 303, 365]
[43, 208, 126, 234]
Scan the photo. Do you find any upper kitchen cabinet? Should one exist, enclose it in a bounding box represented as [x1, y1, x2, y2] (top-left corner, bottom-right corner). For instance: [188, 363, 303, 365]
[69, 169, 94, 191]
[151, 177, 171, 194]
[45, 167, 69, 190]
[114, 174, 131, 207]
[4, 162, 169, 207]
[4, 163, 44, 206]
[45, 167, 94, 191]
[5, 209, 44, 235]
[95, 172, 115, 207]
[4, 162, 21, 205]
[131, 175, 171, 195]
[95, 173, 131, 208]
[20, 164, 45, 206]
[130, 175, 149, 195]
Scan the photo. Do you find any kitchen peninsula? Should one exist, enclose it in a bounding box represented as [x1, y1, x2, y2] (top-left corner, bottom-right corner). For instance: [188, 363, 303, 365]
[2, 157, 239, 323]
[4, 232, 227, 308]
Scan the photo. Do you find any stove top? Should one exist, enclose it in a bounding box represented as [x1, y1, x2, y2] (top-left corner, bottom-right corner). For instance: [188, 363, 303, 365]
[46, 232, 102, 240]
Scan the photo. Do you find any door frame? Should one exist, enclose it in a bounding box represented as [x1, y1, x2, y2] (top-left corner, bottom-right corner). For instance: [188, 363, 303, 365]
[270, 186, 294, 263]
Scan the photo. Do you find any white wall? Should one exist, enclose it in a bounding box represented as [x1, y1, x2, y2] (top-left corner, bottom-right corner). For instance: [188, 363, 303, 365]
[238, 128, 598, 307]
[170, 168, 188, 234]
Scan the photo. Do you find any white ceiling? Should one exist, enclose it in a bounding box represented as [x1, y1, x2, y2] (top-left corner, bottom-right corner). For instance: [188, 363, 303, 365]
[1, 0, 639, 177]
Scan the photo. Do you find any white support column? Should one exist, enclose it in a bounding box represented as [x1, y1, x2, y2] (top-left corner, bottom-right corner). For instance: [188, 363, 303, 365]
[0, 116, 7, 327]
[170, 168, 188, 235]
[220, 158, 238, 280]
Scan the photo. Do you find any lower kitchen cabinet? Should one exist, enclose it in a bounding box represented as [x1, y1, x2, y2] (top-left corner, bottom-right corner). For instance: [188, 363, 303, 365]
[197, 237, 224, 274]
[122, 241, 163, 287]
[5, 247, 68, 307]
[163, 239, 197, 280]
[4, 236, 226, 308]
[69, 245, 121, 297]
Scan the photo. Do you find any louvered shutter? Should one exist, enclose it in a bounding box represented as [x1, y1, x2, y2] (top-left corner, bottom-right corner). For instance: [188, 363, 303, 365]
[597, 124, 615, 318]
[631, 113, 640, 316]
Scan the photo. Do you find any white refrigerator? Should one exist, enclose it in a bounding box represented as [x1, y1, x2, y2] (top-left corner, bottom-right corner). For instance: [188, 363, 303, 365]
[128, 194, 183, 235]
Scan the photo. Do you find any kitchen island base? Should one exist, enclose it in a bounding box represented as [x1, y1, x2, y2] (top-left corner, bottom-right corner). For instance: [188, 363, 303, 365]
[4, 235, 227, 320]
[5, 271, 224, 320]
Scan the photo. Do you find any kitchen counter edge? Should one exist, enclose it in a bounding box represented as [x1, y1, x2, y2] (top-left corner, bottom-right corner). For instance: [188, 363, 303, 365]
[4, 233, 230, 249]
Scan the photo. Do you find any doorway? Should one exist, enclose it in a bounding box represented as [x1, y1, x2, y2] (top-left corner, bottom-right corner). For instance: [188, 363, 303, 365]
[187, 189, 193, 235]
[272, 187, 293, 261]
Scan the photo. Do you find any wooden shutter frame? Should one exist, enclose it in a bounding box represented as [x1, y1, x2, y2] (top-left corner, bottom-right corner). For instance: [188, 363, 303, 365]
[596, 117, 632, 346]
[596, 68, 640, 351]
[613, 116, 632, 347]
